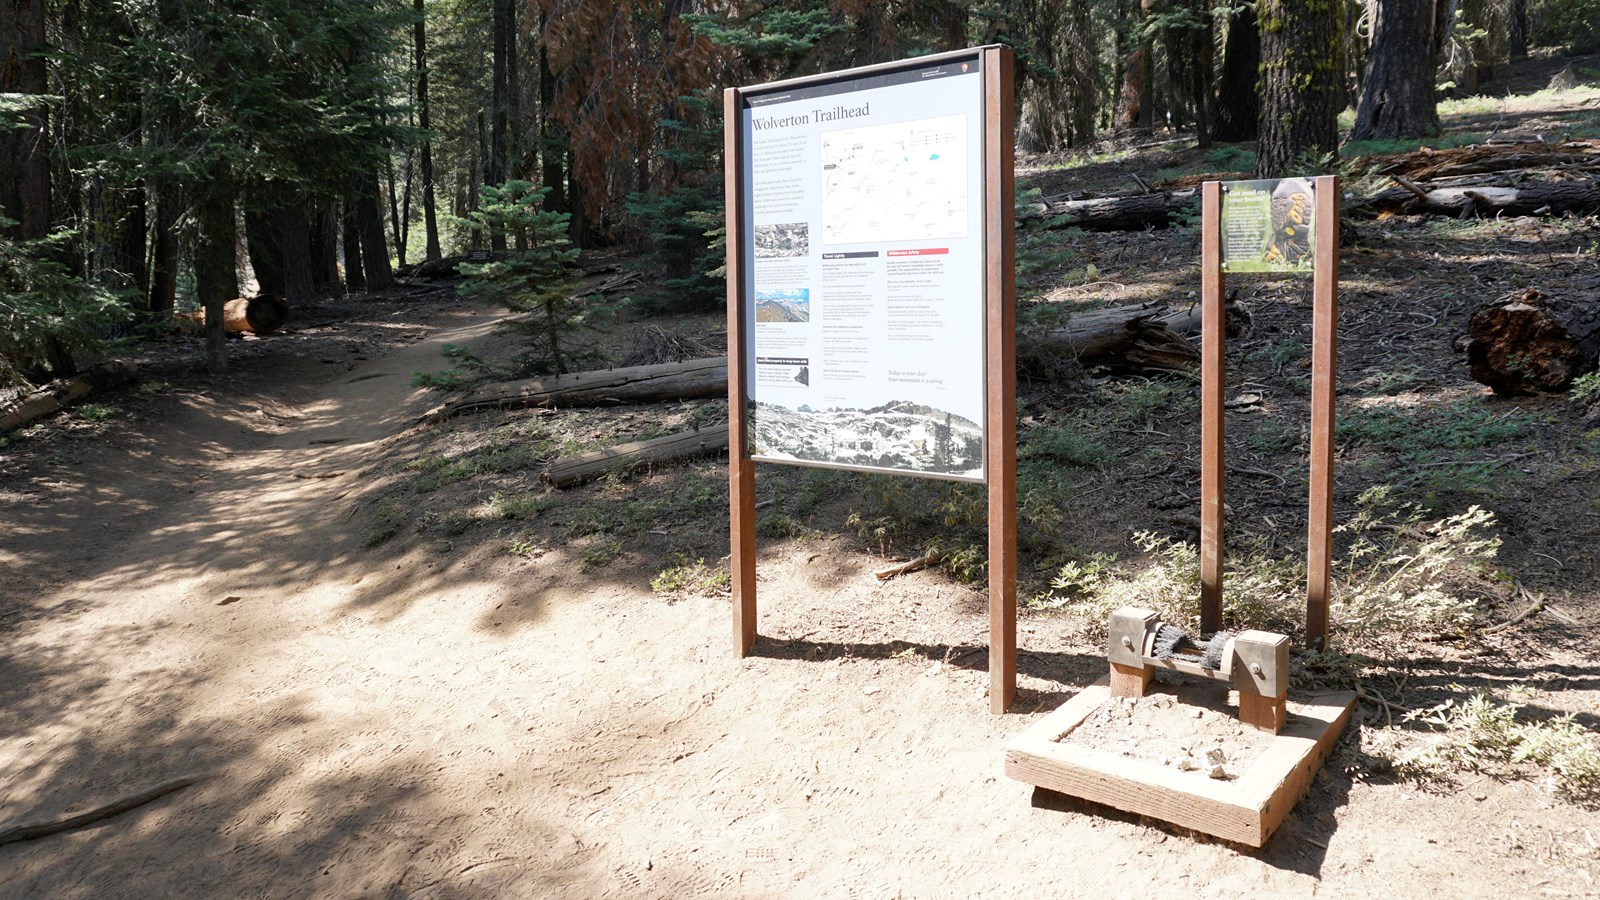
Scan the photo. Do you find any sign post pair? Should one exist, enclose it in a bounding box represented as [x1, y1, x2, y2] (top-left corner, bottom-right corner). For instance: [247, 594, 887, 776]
[723, 46, 1018, 712]
[1202, 176, 1341, 649]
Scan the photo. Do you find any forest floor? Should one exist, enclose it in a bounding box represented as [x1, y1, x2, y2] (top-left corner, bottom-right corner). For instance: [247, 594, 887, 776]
[4, 54, 1600, 899]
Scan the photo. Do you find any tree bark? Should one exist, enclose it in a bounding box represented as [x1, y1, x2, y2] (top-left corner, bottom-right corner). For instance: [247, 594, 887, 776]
[1116, 0, 1155, 132]
[489, 0, 516, 253]
[538, 13, 567, 216]
[1021, 189, 1199, 231]
[1349, 0, 1441, 141]
[220, 295, 289, 335]
[1255, 0, 1343, 177]
[194, 179, 239, 377]
[309, 202, 341, 295]
[149, 184, 180, 313]
[1369, 179, 1600, 217]
[341, 200, 366, 293]
[244, 207, 285, 298]
[415, 0, 442, 262]
[1465, 286, 1600, 395]
[0, 0, 49, 242]
[356, 177, 394, 291]
[1211, 3, 1259, 142]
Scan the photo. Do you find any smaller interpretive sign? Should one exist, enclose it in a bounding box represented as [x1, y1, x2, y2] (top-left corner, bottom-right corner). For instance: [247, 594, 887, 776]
[1220, 178, 1316, 274]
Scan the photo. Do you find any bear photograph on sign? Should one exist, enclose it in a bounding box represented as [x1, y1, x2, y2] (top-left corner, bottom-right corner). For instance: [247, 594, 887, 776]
[1220, 178, 1315, 273]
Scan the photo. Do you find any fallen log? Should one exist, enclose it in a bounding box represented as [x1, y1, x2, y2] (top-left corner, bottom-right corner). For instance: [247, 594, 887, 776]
[424, 302, 1221, 423]
[221, 295, 289, 334]
[0, 359, 138, 434]
[542, 422, 729, 487]
[1021, 189, 1198, 231]
[1464, 286, 1600, 394]
[418, 358, 728, 424]
[1368, 178, 1600, 217]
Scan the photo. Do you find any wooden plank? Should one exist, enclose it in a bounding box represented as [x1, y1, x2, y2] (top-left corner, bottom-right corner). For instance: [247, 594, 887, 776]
[1236, 691, 1355, 842]
[1005, 680, 1357, 847]
[1305, 175, 1340, 650]
[1199, 181, 1226, 635]
[725, 87, 758, 656]
[1108, 662, 1152, 698]
[985, 46, 1018, 714]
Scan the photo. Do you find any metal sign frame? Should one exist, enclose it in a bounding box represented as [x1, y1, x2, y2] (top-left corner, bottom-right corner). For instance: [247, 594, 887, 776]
[725, 46, 1017, 711]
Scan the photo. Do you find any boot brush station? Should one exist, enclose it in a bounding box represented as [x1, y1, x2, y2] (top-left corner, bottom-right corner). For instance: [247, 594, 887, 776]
[726, 49, 1353, 845]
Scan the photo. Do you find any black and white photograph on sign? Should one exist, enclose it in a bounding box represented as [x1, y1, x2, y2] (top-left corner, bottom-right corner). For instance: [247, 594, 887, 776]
[753, 222, 810, 258]
[740, 52, 988, 480]
[752, 400, 983, 477]
[755, 288, 810, 322]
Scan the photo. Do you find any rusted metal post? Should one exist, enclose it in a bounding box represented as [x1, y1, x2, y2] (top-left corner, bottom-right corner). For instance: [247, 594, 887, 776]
[1200, 181, 1226, 636]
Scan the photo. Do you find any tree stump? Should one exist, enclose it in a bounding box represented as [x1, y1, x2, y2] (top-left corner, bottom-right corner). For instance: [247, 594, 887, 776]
[1464, 286, 1600, 394]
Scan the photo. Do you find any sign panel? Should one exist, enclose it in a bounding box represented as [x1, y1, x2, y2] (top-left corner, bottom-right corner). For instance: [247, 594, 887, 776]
[738, 52, 988, 481]
[1220, 178, 1316, 274]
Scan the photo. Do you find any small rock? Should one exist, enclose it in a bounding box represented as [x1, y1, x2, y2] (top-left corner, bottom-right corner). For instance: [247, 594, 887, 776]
[1191, 708, 1204, 719]
[1177, 757, 1198, 772]
[1206, 747, 1227, 766]
[1208, 764, 1227, 779]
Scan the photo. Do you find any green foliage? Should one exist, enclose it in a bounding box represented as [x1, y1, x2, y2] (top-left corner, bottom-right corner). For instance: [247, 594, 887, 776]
[651, 555, 731, 595]
[1571, 372, 1600, 408]
[1414, 689, 1600, 805]
[685, 4, 851, 77]
[411, 344, 505, 392]
[1037, 485, 1500, 647]
[0, 230, 129, 387]
[76, 404, 115, 422]
[625, 183, 723, 312]
[1020, 421, 1114, 468]
[1530, 0, 1600, 52]
[455, 182, 595, 376]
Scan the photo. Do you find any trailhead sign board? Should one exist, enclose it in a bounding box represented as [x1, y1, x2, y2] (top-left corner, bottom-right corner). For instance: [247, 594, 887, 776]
[725, 47, 1018, 712]
[736, 50, 990, 481]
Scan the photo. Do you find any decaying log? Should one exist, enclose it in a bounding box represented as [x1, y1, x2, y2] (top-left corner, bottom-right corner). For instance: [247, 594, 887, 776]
[1021, 189, 1199, 231]
[874, 550, 946, 581]
[418, 358, 728, 424]
[220, 295, 290, 335]
[1464, 286, 1600, 395]
[0, 360, 138, 434]
[405, 254, 470, 279]
[542, 422, 729, 487]
[424, 303, 1223, 424]
[1368, 178, 1600, 218]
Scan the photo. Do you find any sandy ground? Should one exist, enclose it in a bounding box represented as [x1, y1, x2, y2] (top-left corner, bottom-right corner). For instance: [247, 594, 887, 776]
[2, 300, 1597, 899]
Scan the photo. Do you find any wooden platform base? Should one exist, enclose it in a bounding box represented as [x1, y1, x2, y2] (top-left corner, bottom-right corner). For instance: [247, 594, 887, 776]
[1005, 679, 1355, 847]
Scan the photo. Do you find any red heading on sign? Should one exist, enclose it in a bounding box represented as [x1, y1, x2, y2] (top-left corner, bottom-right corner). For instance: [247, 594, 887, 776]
[886, 248, 949, 257]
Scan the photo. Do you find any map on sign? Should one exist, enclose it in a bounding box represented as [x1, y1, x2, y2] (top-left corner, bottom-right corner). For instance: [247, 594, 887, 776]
[819, 114, 969, 245]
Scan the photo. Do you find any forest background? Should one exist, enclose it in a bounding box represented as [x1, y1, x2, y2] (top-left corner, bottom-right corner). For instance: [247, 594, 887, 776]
[1, 0, 1596, 388]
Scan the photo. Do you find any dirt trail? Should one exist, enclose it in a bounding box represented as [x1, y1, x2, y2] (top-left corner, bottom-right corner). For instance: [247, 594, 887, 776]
[0, 306, 1590, 898]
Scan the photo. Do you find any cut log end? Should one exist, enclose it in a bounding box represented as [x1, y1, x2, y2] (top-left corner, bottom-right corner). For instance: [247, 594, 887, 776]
[1465, 288, 1600, 394]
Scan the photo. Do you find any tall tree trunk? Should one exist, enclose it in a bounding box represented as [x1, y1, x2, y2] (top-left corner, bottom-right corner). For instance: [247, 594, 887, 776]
[538, 16, 567, 216]
[149, 184, 180, 313]
[356, 175, 395, 291]
[1509, 0, 1528, 58]
[1189, 2, 1216, 147]
[415, 0, 442, 262]
[386, 152, 408, 268]
[1349, 0, 1441, 141]
[489, 0, 517, 252]
[194, 177, 238, 377]
[245, 207, 286, 298]
[341, 199, 366, 293]
[1065, 0, 1098, 146]
[0, 0, 51, 242]
[1255, 0, 1343, 177]
[309, 202, 340, 294]
[1211, 3, 1260, 142]
[279, 205, 314, 303]
[1116, 0, 1155, 132]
